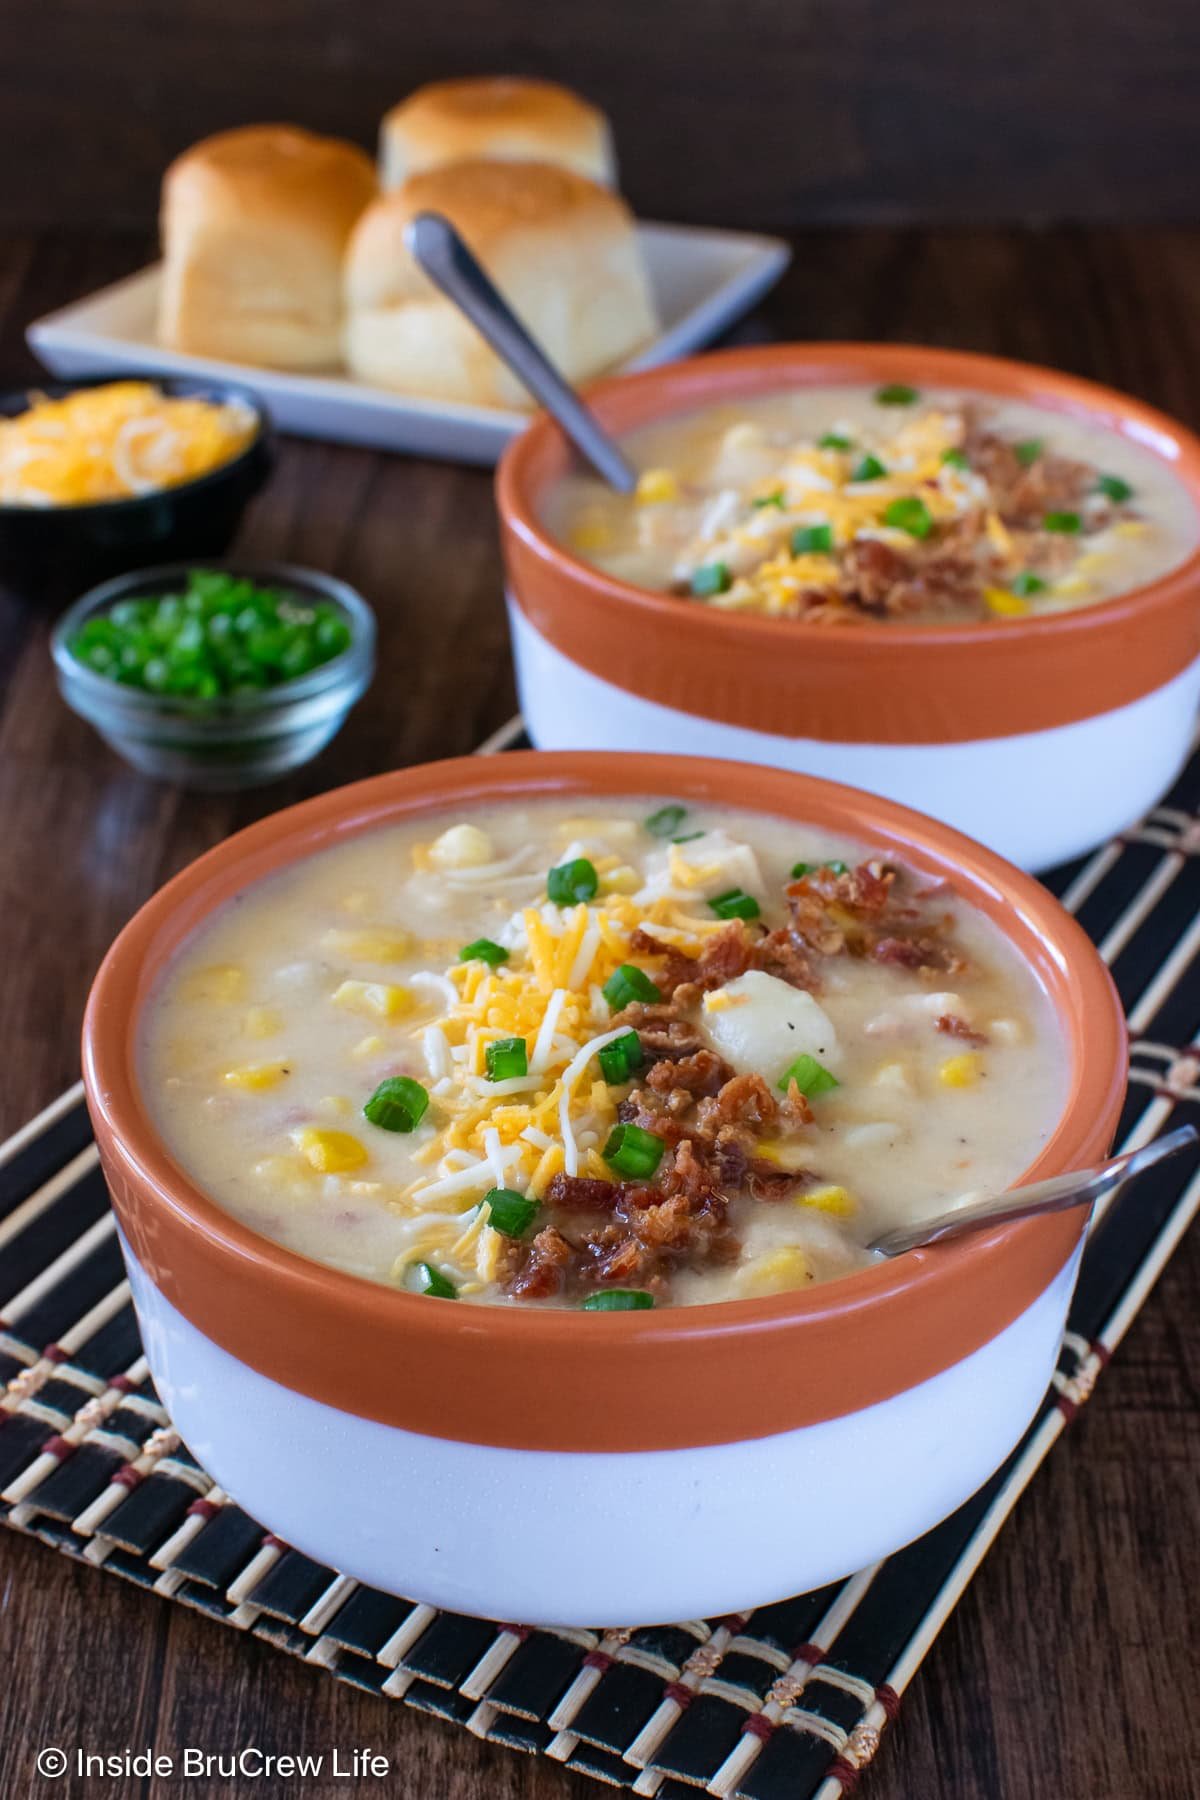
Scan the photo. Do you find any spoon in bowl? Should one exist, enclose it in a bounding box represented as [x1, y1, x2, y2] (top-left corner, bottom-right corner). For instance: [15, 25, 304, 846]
[405, 211, 638, 493]
[869, 1123, 1197, 1258]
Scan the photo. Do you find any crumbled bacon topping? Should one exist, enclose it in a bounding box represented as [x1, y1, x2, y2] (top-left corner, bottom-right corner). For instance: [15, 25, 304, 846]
[502, 856, 972, 1303]
[936, 1013, 988, 1045]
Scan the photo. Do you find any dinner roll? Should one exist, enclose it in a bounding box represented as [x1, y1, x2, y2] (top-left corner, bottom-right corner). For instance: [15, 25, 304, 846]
[159, 125, 377, 370]
[380, 77, 615, 189]
[343, 161, 657, 407]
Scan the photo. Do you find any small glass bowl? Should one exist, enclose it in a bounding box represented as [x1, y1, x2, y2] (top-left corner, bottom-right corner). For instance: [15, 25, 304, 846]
[51, 561, 376, 790]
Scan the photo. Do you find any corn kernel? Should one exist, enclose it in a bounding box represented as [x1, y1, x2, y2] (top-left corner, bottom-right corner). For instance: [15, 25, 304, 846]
[737, 1246, 811, 1296]
[331, 979, 412, 1021]
[323, 927, 412, 963]
[294, 1128, 368, 1174]
[183, 964, 245, 1004]
[352, 1034, 387, 1059]
[939, 1052, 983, 1089]
[319, 1094, 352, 1117]
[223, 1061, 291, 1091]
[984, 586, 1031, 618]
[598, 865, 640, 894]
[429, 823, 493, 870]
[872, 1060, 911, 1091]
[635, 466, 679, 506]
[755, 1138, 815, 1171]
[569, 518, 613, 553]
[243, 1006, 282, 1040]
[798, 1184, 856, 1216]
[1113, 520, 1147, 539]
[1052, 576, 1089, 598]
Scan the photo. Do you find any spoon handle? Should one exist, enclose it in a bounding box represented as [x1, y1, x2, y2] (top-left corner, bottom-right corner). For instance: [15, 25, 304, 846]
[868, 1124, 1198, 1257]
[405, 211, 639, 493]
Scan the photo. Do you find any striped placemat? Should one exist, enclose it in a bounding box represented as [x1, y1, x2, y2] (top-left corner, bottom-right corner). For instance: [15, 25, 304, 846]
[2, 718, 1198, 1799]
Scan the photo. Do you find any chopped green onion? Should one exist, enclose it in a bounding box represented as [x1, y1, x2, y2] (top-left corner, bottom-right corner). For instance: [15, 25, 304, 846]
[672, 830, 704, 843]
[883, 496, 934, 539]
[1043, 511, 1081, 534]
[752, 489, 786, 509]
[778, 1053, 840, 1098]
[582, 1289, 655, 1311]
[603, 1123, 666, 1180]
[940, 448, 969, 469]
[645, 803, 687, 838]
[691, 561, 732, 597]
[818, 432, 853, 451]
[876, 383, 919, 405]
[790, 522, 834, 555]
[709, 887, 761, 921]
[67, 570, 354, 698]
[1096, 473, 1133, 503]
[412, 1261, 457, 1299]
[598, 1031, 644, 1085]
[851, 454, 887, 483]
[791, 857, 848, 880]
[483, 1187, 538, 1238]
[460, 937, 508, 967]
[547, 857, 598, 904]
[603, 964, 661, 1010]
[1014, 439, 1043, 466]
[1011, 570, 1047, 596]
[363, 1076, 430, 1133]
[486, 1036, 528, 1082]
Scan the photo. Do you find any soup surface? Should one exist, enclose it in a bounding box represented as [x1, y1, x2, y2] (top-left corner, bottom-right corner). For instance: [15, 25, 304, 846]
[144, 798, 1066, 1310]
[545, 384, 1197, 622]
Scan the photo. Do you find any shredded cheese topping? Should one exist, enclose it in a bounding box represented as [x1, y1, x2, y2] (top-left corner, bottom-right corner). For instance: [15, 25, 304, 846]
[379, 856, 732, 1282]
[0, 381, 257, 506]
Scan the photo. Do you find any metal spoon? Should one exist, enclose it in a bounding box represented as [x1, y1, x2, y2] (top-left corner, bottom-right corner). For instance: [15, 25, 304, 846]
[869, 1124, 1198, 1258]
[405, 211, 638, 492]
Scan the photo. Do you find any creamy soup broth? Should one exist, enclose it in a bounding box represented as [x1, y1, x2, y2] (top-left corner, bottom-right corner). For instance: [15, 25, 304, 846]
[545, 385, 1197, 622]
[143, 798, 1067, 1309]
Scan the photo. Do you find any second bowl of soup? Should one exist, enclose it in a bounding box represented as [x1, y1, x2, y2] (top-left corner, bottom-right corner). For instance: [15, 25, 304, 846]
[498, 345, 1200, 869]
[84, 752, 1125, 1624]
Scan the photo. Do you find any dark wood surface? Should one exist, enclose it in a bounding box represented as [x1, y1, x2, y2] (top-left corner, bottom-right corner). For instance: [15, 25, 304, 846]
[3, 3, 1200, 229]
[1, 226, 1198, 1799]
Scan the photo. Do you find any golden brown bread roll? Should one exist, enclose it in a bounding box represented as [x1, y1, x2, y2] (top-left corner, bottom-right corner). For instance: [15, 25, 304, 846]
[158, 125, 377, 370]
[379, 77, 615, 190]
[342, 160, 657, 407]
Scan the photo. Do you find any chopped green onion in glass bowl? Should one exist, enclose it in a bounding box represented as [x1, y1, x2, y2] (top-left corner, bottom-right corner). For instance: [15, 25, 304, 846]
[51, 561, 375, 790]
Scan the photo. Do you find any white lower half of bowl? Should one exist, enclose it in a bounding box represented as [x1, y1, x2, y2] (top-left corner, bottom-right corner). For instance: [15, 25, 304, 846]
[509, 599, 1200, 873]
[123, 1230, 1082, 1628]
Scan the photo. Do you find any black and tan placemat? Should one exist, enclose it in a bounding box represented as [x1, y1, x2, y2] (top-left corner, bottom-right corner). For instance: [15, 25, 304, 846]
[2, 719, 1199, 1799]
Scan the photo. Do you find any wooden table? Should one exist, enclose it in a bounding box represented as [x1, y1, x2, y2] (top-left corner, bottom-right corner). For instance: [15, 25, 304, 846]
[1, 228, 1198, 1800]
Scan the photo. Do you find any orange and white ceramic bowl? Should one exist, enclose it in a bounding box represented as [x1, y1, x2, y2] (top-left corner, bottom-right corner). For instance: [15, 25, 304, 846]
[83, 752, 1126, 1626]
[497, 345, 1200, 871]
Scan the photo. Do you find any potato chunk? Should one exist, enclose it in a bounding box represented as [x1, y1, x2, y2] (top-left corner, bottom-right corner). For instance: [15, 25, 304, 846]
[702, 971, 839, 1083]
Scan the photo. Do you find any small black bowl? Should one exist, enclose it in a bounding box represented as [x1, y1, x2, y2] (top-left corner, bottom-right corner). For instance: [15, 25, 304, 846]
[0, 372, 273, 606]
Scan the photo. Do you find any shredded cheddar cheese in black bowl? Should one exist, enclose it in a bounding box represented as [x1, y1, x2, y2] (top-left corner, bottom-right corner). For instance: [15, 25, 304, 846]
[0, 373, 272, 603]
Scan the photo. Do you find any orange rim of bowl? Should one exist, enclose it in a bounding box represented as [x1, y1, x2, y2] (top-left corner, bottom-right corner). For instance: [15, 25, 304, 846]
[83, 751, 1128, 1452]
[496, 344, 1200, 745]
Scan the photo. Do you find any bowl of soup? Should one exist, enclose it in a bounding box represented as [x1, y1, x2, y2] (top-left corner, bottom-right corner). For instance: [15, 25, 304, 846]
[83, 751, 1125, 1625]
[497, 346, 1200, 870]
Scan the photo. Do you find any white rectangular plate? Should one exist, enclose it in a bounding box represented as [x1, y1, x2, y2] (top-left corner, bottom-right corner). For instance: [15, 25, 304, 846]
[27, 223, 790, 467]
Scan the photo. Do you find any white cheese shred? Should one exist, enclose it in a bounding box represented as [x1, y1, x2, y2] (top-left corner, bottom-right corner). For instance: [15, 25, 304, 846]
[556, 1026, 632, 1178]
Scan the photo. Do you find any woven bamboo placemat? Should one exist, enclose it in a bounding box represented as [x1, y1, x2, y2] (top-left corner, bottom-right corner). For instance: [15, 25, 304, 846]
[2, 719, 1198, 1799]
